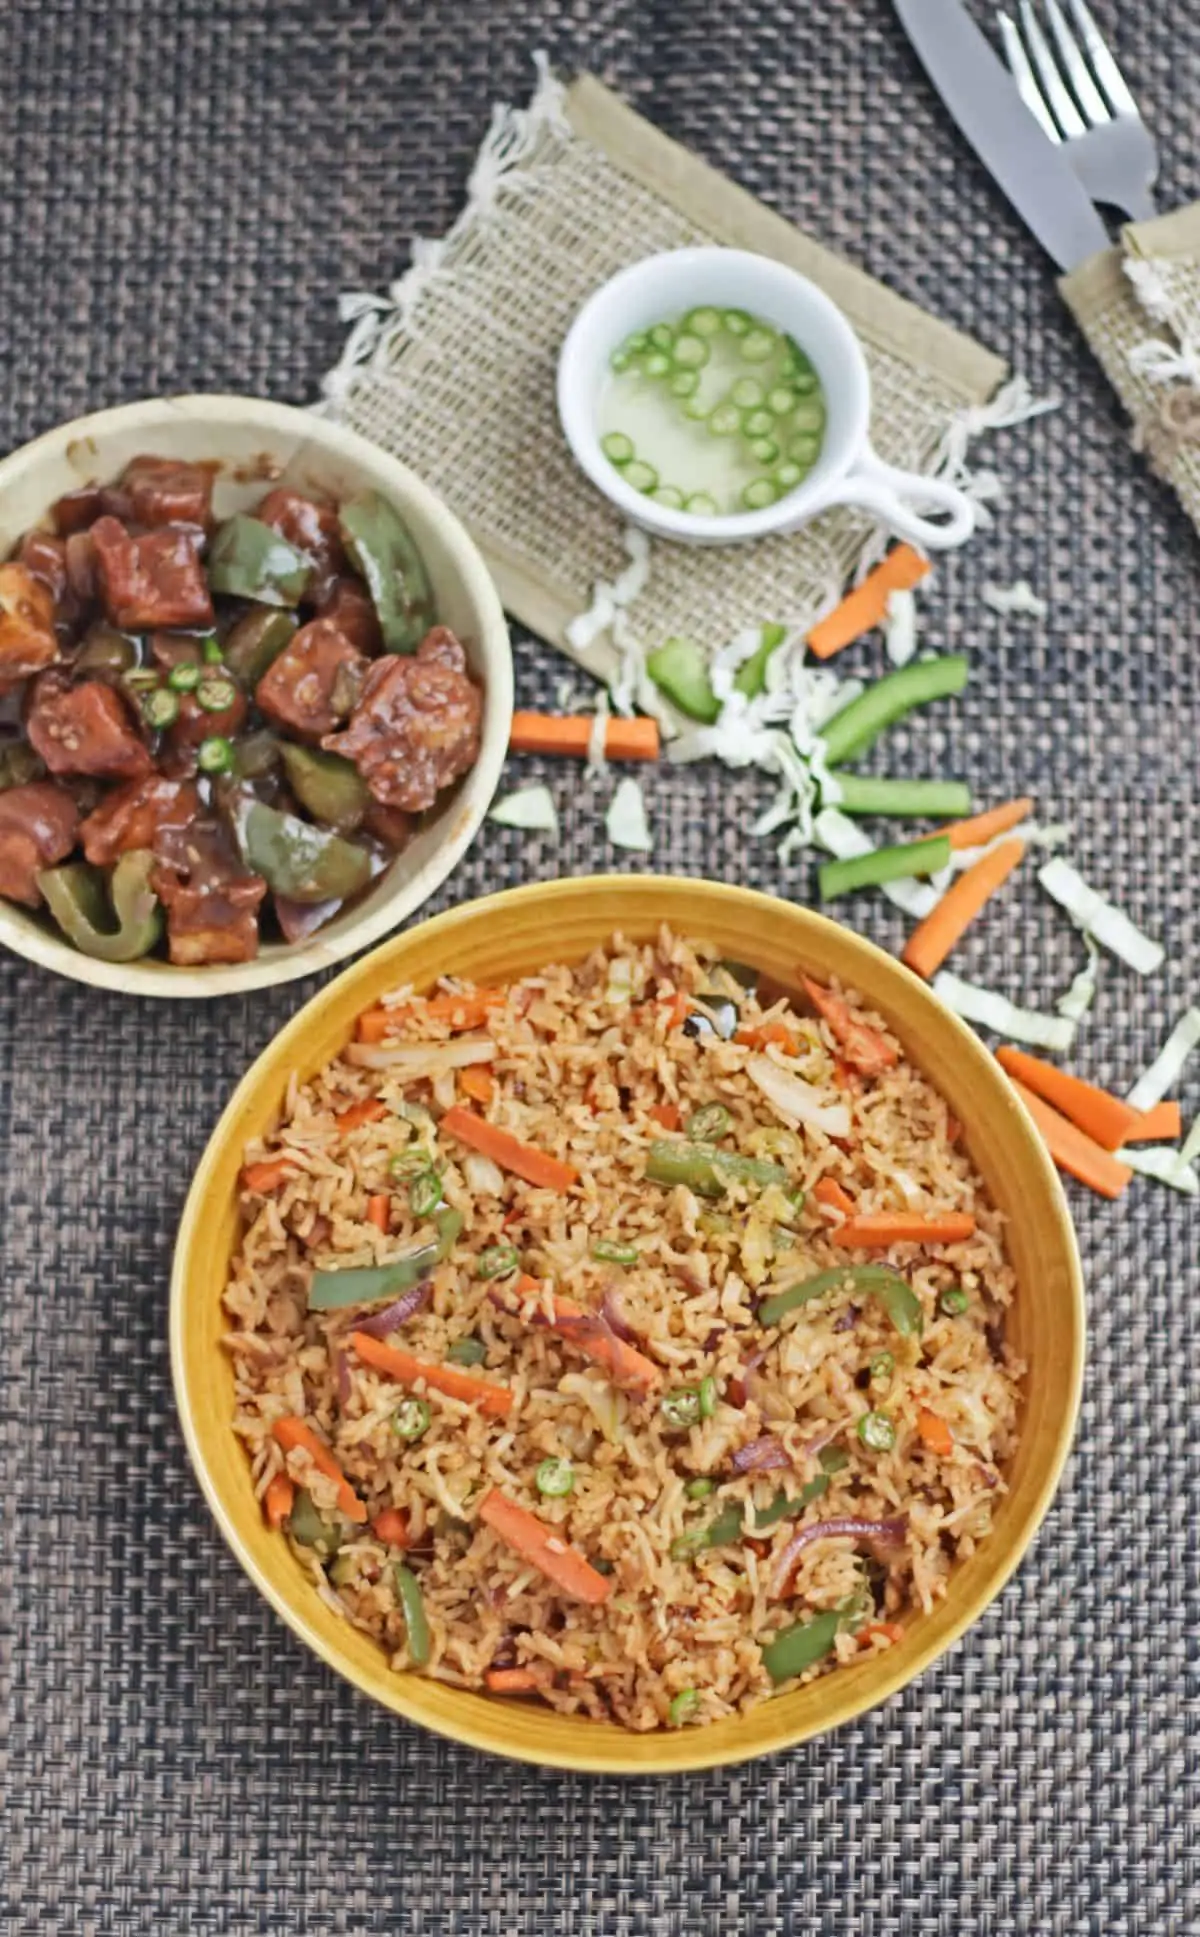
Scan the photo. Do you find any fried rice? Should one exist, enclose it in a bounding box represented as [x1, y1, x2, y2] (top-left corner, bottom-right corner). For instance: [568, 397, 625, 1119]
[223, 927, 1022, 1732]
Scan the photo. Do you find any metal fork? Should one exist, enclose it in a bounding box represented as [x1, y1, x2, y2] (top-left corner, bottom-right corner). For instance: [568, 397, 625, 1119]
[997, 0, 1157, 221]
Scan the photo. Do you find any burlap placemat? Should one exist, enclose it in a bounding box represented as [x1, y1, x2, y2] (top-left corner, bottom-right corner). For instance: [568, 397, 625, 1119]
[326, 63, 1011, 678]
[1061, 203, 1200, 526]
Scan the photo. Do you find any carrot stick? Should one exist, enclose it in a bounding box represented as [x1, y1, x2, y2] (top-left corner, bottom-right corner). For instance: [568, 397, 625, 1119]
[509, 711, 660, 762]
[366, 1193, 390, 1233]
[421, 990, 506, 1029]
[1123, 1099, 1182, 1145]
[814, 1176, 857, 1216]
[356, 1006, 393, 1044]
[501, 1275, 662, 1394]
[940, 796, 1034, 851]
[349, 1332, 515, 1416]
[241, 1155, 298, 1194]
[995, 1046, 1143, 1152]
[801, 974, 898, 1076]
[484, 1666, 544, 1693]
[901, 837, 1026, 980]
[372, 1507, 410, 1547]
[336, 1098, 388, 1132]
[272, 1417, 367, 1523]
[459, 1064, 496, 1106]
[1007, 1079, 1133, 1199]
[263, 1472, 295, 1529]
[833, 1211, 976, 1248]
[439, 1104, 578, 1192]
[916, 1408, 954, 1456]
[478, 1487, 614, 1605]
[806, 545, 931, 660]
[648, 1102, 681, 1131]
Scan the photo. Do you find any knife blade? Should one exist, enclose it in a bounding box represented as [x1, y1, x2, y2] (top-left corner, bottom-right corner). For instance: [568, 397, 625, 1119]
[893, 0, 1110, 270]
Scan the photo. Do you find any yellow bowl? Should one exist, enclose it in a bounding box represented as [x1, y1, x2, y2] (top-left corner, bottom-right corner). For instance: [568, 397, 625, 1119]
[171, 876, 1084, 1773]
[0, 394, 512, 996]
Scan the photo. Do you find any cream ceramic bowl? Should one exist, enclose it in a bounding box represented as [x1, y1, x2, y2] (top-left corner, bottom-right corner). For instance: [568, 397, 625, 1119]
[0, 395, 512, 996]
[171, 875, 1085, 1775]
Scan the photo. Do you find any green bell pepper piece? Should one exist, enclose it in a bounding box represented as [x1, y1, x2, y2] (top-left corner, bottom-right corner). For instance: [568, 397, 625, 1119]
[645, 1139, 791, 1199]
[308, 1207, 461, 1312]
[74, 624, 140, 679]
[394, 1562, 431, 1665]
[222, 607, 298, 685]
[207, 516, 312, 605]
[0, 742, 46, 791]
[761, 1606, 842, 1683]
[669, 1500, 745, 1560]
[752, 1473, 830, 1532]
[279, 743, 370, 834]
[758, 1265, 923, 1336]
[37, 849, 162, 962]
[338, 492, 434, 653]
[235, 800, 372, 904]
[288, 1487, 341, 1557]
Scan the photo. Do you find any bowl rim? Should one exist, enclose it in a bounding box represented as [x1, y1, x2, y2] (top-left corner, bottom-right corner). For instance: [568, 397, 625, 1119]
[170, 874, 1086, 1774]
[0, 393, 513, 997]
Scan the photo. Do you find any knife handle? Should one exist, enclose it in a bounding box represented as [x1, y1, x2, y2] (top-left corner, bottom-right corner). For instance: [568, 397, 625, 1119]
[795, 448, 977, 551]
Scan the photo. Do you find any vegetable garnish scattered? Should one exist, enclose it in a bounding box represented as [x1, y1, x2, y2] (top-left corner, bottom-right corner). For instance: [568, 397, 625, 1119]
[439, 1105, 579, 1192]
[478, 1488, 613, 1605]
[745, 1054, 852, 1138]
[493, 1276, 662, 1394]
[1125, 1008, 1200, 1111]
[489, 785, 560, 834]
[833, 775, 972, 819]
[831, 1212, 976, 1249]
[605, 775, 653, 851]
[241, 1155, 299, 1194]
[883, 587, 917, 667]
[940, 796, 1034, 850]
[806, 545, 931, 660]
[801, 975, 898, 1076]
[820, 653, 969, 767]
[931, 973, 1077, 1053]
[995, 1046, 1143, 1151]
[349, 1332, 516, 1415]
[813, 809, 941, 920]
[1121, 1145, 1199, 1195]
[1122, 1100, 1182, 1144]
[1038, 858, 1165, 977]
[902, 838, 1025, 981]
[508, 713, 660, 761]
[772, 1514, 908, 1597]
[395, 1563, 432, 1665]
[272, 1417, 367, 1523]
[1007, 1079, 1134, 1199]
[981, 580, 1048, 619]
[818, 833, 951, 902]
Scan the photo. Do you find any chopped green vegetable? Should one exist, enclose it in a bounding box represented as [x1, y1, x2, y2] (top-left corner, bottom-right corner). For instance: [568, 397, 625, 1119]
[669, 1501, 744, 1560]
[207, 515, 311, 605]
[660, 1387, 701, 1431]
[672, 333, 709, 369]
[447, 1337, 487, 1367]
[476, 1244, 520, 1280]
[742, 408, 774, 439]
[752, 1473, 830, 1531]
[731, 377, 765, 409]
[279, 744, 370, 835]
[591, 1240, 640, 1266]
[833, 775, 973, 819]
[646, 636, 719, 724]
[623, 460, 659, 493]
[669, 370, 699, 400]
[601, 431, 635, 465]
[774, 461, 804, 491]
[708, 403, 741, 438]
[938, 1287, 970, 1316]
[141, 687, 179, 730]
[75, 626, 138, 679]
[646, 1139, 790, 1200]
[395, 1562, 431, 1665]
[869, 1351, 895, 1385]
[647, 323, 675, 352]
[393, 1397, 431, 1441]
[758, 1266, 923, 1336]
[222, 607, 298, 686]
[684, 306, 722, 337]
[734, 622, 787, 701]
[857, 1411, 897, 1452]
[202, 635, 225, 664]
[761, 1606, 842, 1683]
[535, 1457, 575, 1498]
[489, 784, 559, 835]
[234, 800, 372, 904]
[668, 1689, 700, 1726]
[167, 661, 201, 692]
[697, 1375, 718, 1419]
[818, 834, 951, 902]
[0, 742, 45, 790]
[767, 385, 797, 416]
[790, 432, 822, 466]
[740, 327, 777, 363]
[651, 485, 686, 508]
[820, 655, 970, 767]
[308, 1244, 439, 1312]
[196, 674, 238, 713]
[37, 848, 162, 963]
[339, 491, 435, 654]
[197, 735, 235, 775]
[685, 1103, 731, 1141]
[685, 1477, 716, 1500]
[741, 477, 777, 511]
[686, 492, 719, 515]
[792, 396, 826, 432]
[407, 1169, 444, 1219]
[722, 308, 752, 336]
[749, 437, 781, 467]
[818, 1446, 850, 1475]
[288, 1488, 341, 1557]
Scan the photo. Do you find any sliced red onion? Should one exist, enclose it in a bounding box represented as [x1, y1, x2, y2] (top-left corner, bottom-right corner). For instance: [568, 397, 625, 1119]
[731, 1434, 793, 1474]
[703, 1325, 726, 1352]
[831, 1303, 861, 1334]
[729, 1347, 767, 1410]
[334, 1347, 352, 1407]
[773, 1515, 908, 1597]
[354, 1280, 432, 1338]
[600, 1285, 639, 1344]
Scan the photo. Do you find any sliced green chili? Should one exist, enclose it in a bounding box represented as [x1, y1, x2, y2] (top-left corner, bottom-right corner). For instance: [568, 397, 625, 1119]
[476, 1243, 519, 1280]
[393, 1397, 431, 1441]
[697, 1375, 718, 1419]
[623, 459, 659, 493]
[708, 403, 741, 437]
[685, 492, 720, 515]
[202, 634, 225, 664]
[667, 1689, 700, 1726]
[196, 674, 238, 713]
[939, 1286, 970, 1316]
[857, 1411, 897, 1452]
[758, 1265, 923, 1336]
[395, 1562, 431, 1665]
[753, 1472, 830, 1531]
[288, 1488, 341, 1557]
[591, 1240, 640, 1266]
[672, 333, 709, 369]
[167, 661, 201, 692]
[197, 735, 235, 775]
[141, 687, 179, 730]
[818, 835, 951, 903]
[833, 774, 973, 819]
[660, 1387, 701, 1431]
[408, 1170, 444, 1219]
[740, 326, 777, 363]
[869, 1350, 895, 1385]
[601, 431, 635, 466]
[820, 654, 970, 767]
[741, 478, 778, 511]
[685, 1103, 731, 1141]
[683, 306, 722, 337]
[535, 1457, 574, 1498]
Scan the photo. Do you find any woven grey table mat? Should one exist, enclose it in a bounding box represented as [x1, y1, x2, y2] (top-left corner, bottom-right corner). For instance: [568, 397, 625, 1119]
[1, 4, 1197, 1934]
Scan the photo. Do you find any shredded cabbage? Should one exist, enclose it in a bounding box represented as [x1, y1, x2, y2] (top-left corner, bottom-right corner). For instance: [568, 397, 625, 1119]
[611, 526, 652, 606]
[605, 776, 653, 851]
[489, 784, 559, 834]
[1122, 1145, 1199, 1195]
[884, 587, 917, 667]
[565, 583, 616, 653]
[814, 808, 940, 919]
[931, 971, 1077, 1052]
[1181, 1112, 1200, 1168]
[1038, 858, 1164, 975]
[746, 1054, 852, 1139]
[1125, 1007, 1200, 1111]
[981, 580, 1048, 619]
[1057, 937, 1101, 1023]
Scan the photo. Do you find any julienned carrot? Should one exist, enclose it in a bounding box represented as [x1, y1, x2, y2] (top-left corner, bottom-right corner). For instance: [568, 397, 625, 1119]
[366, 1193, 390, 1233]
[1123, 1099, 1182, 1145]
[995, 1046, 1143, 1152]
[806, 544, 931, 660]
[861, 1621, 905, 1646]
[801, 974, 898, 1076]
[372, 1507, 410, 1547]
[649, 1102, 681, 1131]
[940, 796, 1034, 851]
[459, 1064, 496, 1106]
[336, 1097, 388, 1132]
[356, 1006, 393, 1044]
[241, 1155, 298, 1194]
[916, 1408, 954, 1456]
[484, 1666, 544, 1694]
[439, 1105, 578, 1192]
[479, 1487, 614, 1605]
[833, 1211, 976, 1248]
[272, 1417, 367, 1523]
[263, 1472, 295, 1529]
[349, 1332, 515, 1416]
[901, 838, 1025, 980]
[504, 1275, 662, 1394]
[356, 990, 505, 1043]
[509, 711, 660, 762]
[1008, 1079, 1133, 1199]
[814, 1177, 857, 1217]
[736, 1020, 800, 1055]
